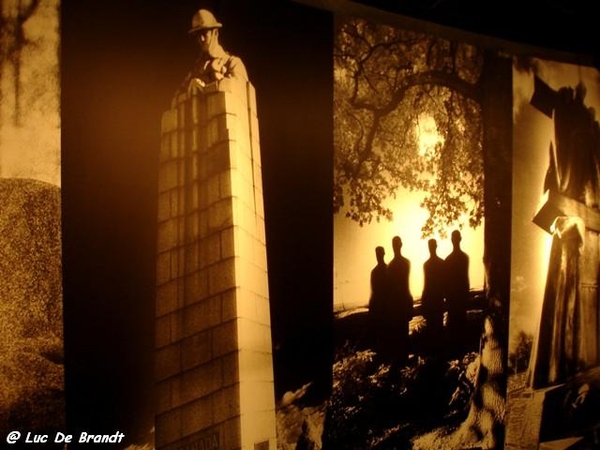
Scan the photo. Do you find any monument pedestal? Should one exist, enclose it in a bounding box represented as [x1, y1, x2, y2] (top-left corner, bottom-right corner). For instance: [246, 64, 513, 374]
[155, 77, 277, 450]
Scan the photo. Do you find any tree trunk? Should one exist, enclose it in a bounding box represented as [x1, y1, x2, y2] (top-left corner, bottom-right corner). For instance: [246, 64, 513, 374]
[454, 50, 513, 449]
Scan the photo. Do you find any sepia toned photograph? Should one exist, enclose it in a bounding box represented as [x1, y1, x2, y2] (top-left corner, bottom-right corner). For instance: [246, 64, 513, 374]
[329, 11, 511, 450]
[506, 58, 600, 449]
[2, 0, 598, 449]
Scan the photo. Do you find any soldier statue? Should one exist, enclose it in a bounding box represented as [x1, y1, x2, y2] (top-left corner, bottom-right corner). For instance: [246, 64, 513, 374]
[183, 9, 248, 91]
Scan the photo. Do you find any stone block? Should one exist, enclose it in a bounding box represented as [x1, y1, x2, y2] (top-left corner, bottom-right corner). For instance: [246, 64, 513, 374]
[181, 331, 212, 371]
[220, 227, 235, 261]
[198, 182, 210, 211]
[208, 257, 236, 295]
[158, 161, 179, 193]
[244, 381, 277, 413]
[157, 220, 178, 254]
[183, 214, 199, 245]
[183, 184, 199, 212]
[156, 251, 172, 286]
[156, 343, 181, 382]
[254, 239, 268, 271]
[156, 380, 172, 415]
[221, 288, 238, 322]
[160, 137, 171, 164]
[222, 351, 240, 387]
[170, 133, 179, 160]
[221, 417, 242, 450]
[246, 82, 257, 113]
[231, 167, 255, 210]
[220, 171, 232, 198]
[161, 108, 178, 135]
[207, 143, 232, 178]
[182, 296, 220, 336]
[156, 314, 171, 348]
[207, 198, 234, 234]
[170, 312, 184, 344]
[156, 281, 178, 316]
[158, 192, 170, 223]
[156, 408, 182, 448]
[170, 377, 182, 412]
[206, 174, 221, 207]
[206, 116, 224, 148]
[183, 242, 198, 275]
[183, 270, 209, 306]
[198, 212, 208, 240]
[257, 219, 266, 246]
[190, 153, 199, 181]
[238, 350, 275, 383]
[199, 233, 220, 269]
[170, 188, 181, 217]
[236, 289, 256, 322]
[256, 294, 271, 327]
[207, 91, 226, 120]
[212, 383, 241, 424]
[191, 128, 199, 152]
[239, 408, 276, 450]
[181, 395, 213, 437]
[170, 248, 181, 281]
[249, 114, 260, 146]
[212, 320, 238, 358]
[234, 234, 255, 275]
[236, 258, 266, 297]
[237, 318, 272, 354]
[235, 257, 256, 292]
[190, 96, 201, 126]
[233, 200, 257, 238]
[223, 113, 240, 145]
[256, 267, 269, 298]
[254, 176, 265, 218]
[180, 360, 222, 405]
[197, 124, 209, 154]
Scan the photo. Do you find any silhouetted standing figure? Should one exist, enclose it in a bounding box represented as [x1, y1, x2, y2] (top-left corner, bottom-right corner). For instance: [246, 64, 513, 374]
[444, 230, 470, 348]
[387, 236, 413, 363]
[369, 246, 388, 350]
[422, 239, 446, 342]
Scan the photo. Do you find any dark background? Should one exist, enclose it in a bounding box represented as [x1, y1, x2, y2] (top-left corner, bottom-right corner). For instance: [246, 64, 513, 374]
[61, 0, 597, 447]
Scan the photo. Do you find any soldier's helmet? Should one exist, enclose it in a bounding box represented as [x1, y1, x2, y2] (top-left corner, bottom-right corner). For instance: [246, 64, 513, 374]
[189, 9, 222, 34]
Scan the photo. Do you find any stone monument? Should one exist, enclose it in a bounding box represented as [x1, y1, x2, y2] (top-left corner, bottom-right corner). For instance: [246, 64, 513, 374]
[155, 9, 277, 450]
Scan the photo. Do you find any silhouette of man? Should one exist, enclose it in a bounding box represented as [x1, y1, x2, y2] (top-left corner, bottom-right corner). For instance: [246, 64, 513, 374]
[369, 246, 388, 350]
[444, 230, 469, 343]
[183, 9, 248, 91]
[422, 239, 446, 339]
[387, 236, 413, 362]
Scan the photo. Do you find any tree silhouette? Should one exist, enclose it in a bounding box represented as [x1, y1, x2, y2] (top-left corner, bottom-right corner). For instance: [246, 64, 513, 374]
[0, 0, 42, 126]
[334, 16, 512, 449]
[334, 18, 484, 234]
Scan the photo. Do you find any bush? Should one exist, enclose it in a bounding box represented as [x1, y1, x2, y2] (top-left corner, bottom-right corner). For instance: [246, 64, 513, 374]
[322, 343, 479, 449]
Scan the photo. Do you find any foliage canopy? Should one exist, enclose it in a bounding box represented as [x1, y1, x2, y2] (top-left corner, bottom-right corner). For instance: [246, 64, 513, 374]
[334, 18, 485, 236]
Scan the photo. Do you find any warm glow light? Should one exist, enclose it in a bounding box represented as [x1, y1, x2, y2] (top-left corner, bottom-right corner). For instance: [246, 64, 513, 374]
[416, 114, 444, 158]
[334, 188, 485, 312]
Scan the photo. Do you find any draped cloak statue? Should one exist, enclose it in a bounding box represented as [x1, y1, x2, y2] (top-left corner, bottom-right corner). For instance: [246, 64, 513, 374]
[529, 77, 600, 388]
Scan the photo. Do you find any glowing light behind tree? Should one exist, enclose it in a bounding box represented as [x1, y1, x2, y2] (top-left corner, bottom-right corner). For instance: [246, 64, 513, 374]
[333, 17, 486, 311]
